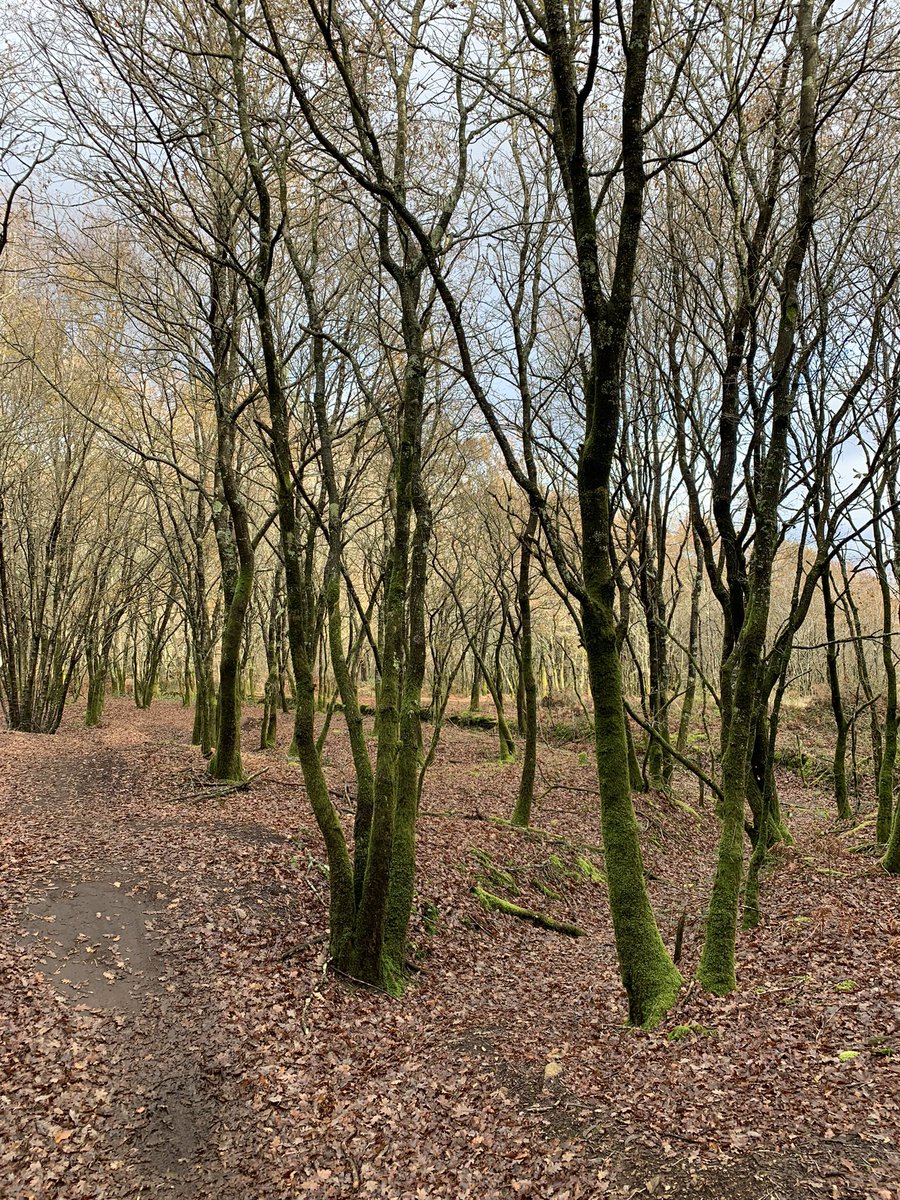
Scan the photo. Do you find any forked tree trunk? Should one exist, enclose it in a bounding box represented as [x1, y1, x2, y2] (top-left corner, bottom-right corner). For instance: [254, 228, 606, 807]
[822, 572, 852, 820]
[699, 0, 818, 995]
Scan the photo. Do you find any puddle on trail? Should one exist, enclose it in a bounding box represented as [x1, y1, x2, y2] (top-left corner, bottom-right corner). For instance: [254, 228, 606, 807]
[22, 873, 226, 1187]
[24, 875, 157, 1010]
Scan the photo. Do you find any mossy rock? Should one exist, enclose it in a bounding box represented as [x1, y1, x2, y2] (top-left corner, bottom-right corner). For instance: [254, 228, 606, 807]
[352, 701, 434, 719]
[450, 711, 498, 731]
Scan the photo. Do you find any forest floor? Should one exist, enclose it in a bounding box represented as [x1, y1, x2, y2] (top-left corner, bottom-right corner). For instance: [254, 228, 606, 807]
[0, 698, 898, 1200]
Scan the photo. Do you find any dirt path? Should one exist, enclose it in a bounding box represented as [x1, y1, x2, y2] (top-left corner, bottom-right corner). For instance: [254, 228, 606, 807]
[2, 724, 280, 1198]
[1, 700, 898, 1200]
[23, 865, 232, 1195]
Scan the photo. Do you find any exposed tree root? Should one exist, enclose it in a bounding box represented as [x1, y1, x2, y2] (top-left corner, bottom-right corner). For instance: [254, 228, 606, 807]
[473, 886, 586, 937]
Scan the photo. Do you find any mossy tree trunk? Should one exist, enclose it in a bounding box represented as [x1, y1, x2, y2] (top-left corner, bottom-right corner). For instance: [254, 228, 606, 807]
[300, 266, 376, 906]
[351, 264, 429, 989]
[207, 239, 255, 784]
[85, 628, 118, 728]
[208, 469, 253, 781]
[822, 571, 852, 820]
[496, 707, 517, 764]
[699, 0, 818, 994]
[259, 570, 283, 750]
[582, 580, 682, 1025]
[253, 293, 357, 970]
[873, 487, 897, 846]
[84, 601, 127, 729]
[85, 667, 106, 727]
[512, 510, 539, 827]
[133, 597, 174, 710]
[537, 0, 682, 1025]
[883, 790, 900, 874]
[676, 532, 704, 753]
[192, 642, 216, 757]
[229, 13, 449, 991]
[383, 465, 432, 978]
[880, 419, 900, 870]
[840, 558, 883, 786]
[469, 650, 482, 713]
[85, 660, 103, 730]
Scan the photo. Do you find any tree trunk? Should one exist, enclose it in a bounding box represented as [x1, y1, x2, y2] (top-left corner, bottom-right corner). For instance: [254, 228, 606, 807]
[512, 511, 539, 827]
[874, 490, 897, 845]
[822, 572, 852, 820]
[676, 534, 703, 752]
[469, 652, 482, 713]
[85, 663, 106, 727]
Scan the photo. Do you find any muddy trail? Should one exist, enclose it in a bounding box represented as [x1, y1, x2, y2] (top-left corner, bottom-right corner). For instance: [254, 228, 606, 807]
[2, 723, 279, 1197]
[1, 700, 898, 1199]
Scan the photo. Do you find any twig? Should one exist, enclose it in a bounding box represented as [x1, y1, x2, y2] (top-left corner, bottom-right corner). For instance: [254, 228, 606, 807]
[538, 782, 600, 798]
[328, 963, 397, 996]
[279, 932, 327, 960]
[420, 808, 484, 820]
[301, 957, 329, 1035]
[173, 768, 268, 803]
[624, 699, 724, 802]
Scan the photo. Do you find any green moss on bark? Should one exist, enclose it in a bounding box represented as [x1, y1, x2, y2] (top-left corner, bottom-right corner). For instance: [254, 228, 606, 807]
[583, 600, 682, 1028]
[474, 887, 585, 937]
[882, 798, 900, 874]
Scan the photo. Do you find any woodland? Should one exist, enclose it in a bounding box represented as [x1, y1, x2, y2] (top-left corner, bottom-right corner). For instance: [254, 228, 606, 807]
[0, 0, 898, 1196]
